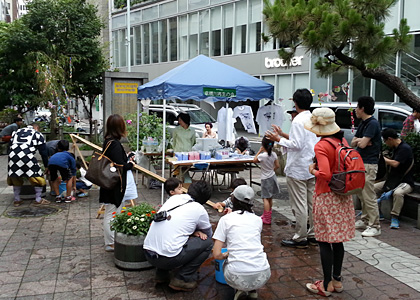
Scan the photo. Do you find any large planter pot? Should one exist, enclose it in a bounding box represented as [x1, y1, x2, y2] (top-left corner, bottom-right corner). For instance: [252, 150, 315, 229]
[114, 232, 153, 270]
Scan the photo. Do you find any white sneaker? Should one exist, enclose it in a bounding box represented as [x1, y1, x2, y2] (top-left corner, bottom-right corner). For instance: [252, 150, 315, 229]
[361, 226, 381, 237]
[355, 220, 367, 230]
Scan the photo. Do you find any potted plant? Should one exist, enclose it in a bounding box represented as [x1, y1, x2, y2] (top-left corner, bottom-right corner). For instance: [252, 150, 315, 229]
[110, 202, 157, 270]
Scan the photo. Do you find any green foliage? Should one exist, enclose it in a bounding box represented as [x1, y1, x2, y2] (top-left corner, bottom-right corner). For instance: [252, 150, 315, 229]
[0, 108, 19, 124]
[110, 203, 157, 236]
[263, 0, 420, 109]
[0, 0, 108, 135]
[402, 132, 420, 182]
[114, 0, 145, 9]
[125, 113, 171, 151]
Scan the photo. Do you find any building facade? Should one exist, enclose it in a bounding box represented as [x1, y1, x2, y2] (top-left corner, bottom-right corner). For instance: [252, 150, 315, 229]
[109, 0, 420, 126]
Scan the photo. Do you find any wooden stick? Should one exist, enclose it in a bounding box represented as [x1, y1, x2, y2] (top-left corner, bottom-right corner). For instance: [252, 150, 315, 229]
[69, 134, 218, 210]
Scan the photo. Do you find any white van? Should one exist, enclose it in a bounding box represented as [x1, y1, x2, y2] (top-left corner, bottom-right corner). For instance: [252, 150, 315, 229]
[310, 102, 412, 142]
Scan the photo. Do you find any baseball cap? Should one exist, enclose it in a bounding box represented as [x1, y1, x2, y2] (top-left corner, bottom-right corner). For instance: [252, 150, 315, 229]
[231, 185, 255, 205]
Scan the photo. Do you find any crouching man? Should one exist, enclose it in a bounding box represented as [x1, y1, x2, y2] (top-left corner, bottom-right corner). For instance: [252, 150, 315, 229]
[375, 128, 414, 229]
[143, 181, 213, 291]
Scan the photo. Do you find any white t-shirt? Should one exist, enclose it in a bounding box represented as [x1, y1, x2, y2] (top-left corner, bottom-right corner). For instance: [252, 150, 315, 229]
[217, 107, 236, 143]
[233, 106, 257, 134]
[256, 104, 285, 136]
[213, 211, 270, 273]
[144, 194, 211, 257]
[257, 151, 277, 180]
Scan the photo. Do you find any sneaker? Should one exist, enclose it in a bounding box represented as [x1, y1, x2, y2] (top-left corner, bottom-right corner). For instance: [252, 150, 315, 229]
[281, 239, 309, 249]
[55, 196, 63, 203]
[168, 277, 197, 292]
[361, 226, 381, 237]
[77, 192, 88, 198]
[104, 244, 114, 252]
[233, 290, 247, 300]
[390, 217, 400, 229]
[64, 196, 76, 203]
[13, 200, 23, 207]
[355, 220, 367, 230]
[33, 199, 50, 205]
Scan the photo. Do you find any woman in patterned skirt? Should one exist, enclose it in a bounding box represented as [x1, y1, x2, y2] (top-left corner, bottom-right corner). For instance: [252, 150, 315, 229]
[304, 107, 355, 297]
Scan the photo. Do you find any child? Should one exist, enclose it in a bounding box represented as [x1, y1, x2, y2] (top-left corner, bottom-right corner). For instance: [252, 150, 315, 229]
[75, 162, 92, 197]
[213, 185, 271, 299]
[253, 136, 280, 224]
[164, 177, 183, 196]
[48, 140, 77, 203]
[213, 177, 247, 213]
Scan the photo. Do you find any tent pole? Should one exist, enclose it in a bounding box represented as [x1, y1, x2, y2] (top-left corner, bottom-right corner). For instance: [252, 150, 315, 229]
[136, 99, 140, 184]
[161, 98, 167, 204]
[225, 101, 229, 147]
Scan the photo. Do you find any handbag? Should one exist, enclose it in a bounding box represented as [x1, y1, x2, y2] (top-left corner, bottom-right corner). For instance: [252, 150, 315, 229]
[85, 141, 123, 190]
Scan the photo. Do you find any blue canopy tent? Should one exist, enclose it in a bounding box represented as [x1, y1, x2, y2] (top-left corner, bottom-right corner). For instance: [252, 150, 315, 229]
[137, 55, 274, 200]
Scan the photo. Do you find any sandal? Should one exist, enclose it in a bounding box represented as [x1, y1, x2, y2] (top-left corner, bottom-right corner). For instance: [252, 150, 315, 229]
[33, 199, 51, 205]
[332, 279, 343, 293]
[306, 280, 332, 297]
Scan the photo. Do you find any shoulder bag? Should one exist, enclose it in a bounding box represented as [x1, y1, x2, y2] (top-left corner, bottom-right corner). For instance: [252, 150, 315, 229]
[85, 141, 123, 190]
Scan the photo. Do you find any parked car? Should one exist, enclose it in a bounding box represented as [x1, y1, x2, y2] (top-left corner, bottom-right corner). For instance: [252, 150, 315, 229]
[147, 103, 219, 138]
[310, 102, 412, 142]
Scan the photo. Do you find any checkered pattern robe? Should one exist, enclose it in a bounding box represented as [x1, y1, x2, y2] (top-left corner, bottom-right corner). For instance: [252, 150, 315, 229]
[8, 127, 46, 178]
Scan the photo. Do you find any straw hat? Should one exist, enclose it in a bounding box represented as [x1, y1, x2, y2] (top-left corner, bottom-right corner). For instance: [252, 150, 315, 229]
[304, 107, 340, 136]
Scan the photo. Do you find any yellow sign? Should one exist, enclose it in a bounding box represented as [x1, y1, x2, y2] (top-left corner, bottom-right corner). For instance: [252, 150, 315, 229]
[114, 82, 138, 94]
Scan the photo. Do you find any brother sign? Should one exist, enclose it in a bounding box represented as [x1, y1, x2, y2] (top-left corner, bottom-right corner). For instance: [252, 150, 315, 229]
[265, 56, 304, 69]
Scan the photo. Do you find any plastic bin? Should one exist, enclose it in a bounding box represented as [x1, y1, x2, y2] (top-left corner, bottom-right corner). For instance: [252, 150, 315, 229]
[59, 181, 67, 197]
[215, 248, 228, 284]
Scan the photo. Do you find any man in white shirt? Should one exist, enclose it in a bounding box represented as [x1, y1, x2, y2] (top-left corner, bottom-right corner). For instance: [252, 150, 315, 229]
[266, 89, 319, 248]
[143, 181, 213, 292]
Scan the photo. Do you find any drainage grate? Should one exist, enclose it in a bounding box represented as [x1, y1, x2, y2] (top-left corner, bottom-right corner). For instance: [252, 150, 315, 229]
[5, 206, 60, 218]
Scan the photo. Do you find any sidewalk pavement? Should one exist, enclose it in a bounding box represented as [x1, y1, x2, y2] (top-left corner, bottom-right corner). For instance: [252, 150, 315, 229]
[1, 154, 420, 299]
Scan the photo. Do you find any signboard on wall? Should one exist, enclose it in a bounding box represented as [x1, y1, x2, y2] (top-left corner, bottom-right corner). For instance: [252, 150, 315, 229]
[114, 82, 139, 94]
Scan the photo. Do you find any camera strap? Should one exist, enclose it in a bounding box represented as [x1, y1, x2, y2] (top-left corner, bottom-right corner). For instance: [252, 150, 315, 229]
[166, 200, 194, 212]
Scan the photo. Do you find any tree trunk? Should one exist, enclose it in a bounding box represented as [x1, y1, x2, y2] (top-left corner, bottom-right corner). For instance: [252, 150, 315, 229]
[50, 108, 57, 140]
[361, 68, 420, 111]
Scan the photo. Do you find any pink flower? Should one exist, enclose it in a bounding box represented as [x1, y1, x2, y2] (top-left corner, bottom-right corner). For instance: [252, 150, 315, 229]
[126, 119, 132, 125]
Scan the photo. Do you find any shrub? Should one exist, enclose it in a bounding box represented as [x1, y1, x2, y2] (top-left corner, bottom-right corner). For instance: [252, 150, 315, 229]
[110, 203, 157, 236]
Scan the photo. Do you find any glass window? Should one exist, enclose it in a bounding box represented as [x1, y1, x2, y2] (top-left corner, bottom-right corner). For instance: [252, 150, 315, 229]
[130, 27, 134, 66]
[179, 0, 188, 13]
[188, 110, 216, 124]
[378, 110, 407, 132]
[189, 13, 199, 58]
[234, 0, 247, 54]
[248, 0, 261, 52]
[112, 31, 119, 67]
[200, 10, 210, 56]
[189, 0, 209, 10]
[335, 108, 361, 130]
[151, 21, 159, 63]
[143, 6, 158, 22]
[143, 24, 150, 64]
[211, 7, 221, 56]
[119, 29, 127, 67]
[134, 26, 141, 65]
[223, 4, 233, 55]
[404, 0, 420, 32]
[331, 70, 348, 102]
[130, 11, 141, 24]
[294, 73, 309, 90]
[169, 17, 178, 61]
[160, 20, 168, 62]
[179, 15, 188, 60]
[375, 81, 394, 102]
[112, 15, 126, 29]
[160, 1, 177, 17]
[352, 72, 371, 101]
[262, 22, 274, 51]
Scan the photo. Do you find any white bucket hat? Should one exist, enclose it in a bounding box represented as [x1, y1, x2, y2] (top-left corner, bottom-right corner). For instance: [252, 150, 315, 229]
[304, 107, 340, 136]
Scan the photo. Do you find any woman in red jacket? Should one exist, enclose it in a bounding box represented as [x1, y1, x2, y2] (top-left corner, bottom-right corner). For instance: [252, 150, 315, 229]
[304, 107, 355, 297]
